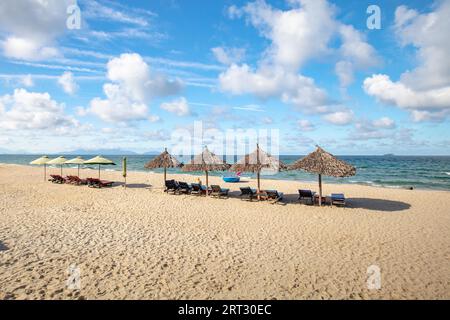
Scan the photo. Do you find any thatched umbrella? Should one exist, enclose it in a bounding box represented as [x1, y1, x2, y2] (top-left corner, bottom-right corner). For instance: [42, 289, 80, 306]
[182, 146, 230, 189]
[289, 146, 356, 205]
[30, 155, 50, 181]
[144, 148, 181, 186]
[230, 143, 287, 192]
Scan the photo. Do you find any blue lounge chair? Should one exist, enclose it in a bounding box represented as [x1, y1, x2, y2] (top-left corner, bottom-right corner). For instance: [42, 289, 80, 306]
[331, 193, 346, 206]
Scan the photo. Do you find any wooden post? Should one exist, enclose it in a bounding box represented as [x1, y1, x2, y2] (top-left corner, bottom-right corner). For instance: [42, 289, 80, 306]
[44, 164, 46, 181]
[205, 170, 209, 188]
[257, 170, 261, 192]
[164, 167, 167, 184]
[318, 174, 322, 206]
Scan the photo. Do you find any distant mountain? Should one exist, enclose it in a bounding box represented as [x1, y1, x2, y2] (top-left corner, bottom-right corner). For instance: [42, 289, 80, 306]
[61, 149, 139, 155]
[142, 151, 161, 155]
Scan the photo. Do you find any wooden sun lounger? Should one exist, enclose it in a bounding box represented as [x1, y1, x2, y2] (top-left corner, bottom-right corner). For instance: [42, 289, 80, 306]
[178, 182, 192, 194]
[165, 179, 179, 193]
[67, 176, 87, 185]
[87, 178, 113, 188]
[298, 189, 316, 205]
[265, 190, 284, 203]
[331, 193, 346, 206]
[49, 174, 66, 184]
[239, 187, 257, 201]
[210, 185, 230, 198]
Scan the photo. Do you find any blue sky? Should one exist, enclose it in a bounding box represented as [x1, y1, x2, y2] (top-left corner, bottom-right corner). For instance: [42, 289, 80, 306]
[0, 0, 449, 155]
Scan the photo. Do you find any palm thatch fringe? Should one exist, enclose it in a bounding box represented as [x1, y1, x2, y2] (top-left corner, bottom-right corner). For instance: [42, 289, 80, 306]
[230, 147, 287, 173]
[289, 146, 356, 177]
[182, 147, 230, 172]
[144, 149, 181, 169]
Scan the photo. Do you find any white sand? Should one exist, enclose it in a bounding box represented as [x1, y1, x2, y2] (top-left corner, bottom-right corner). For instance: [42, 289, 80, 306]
[0, 164, 449, 299]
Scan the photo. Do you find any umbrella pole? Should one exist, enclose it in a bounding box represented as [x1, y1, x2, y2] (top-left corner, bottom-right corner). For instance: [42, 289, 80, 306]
[98, 164, 101, 179]
[318, 174, 322, 206]
[164, 167, 167, 186]
[44, 164, 46, 181]
[257, 170, 261, 192]
[60, 165, 63, 176]
[78, 165, 80, 177]
[205, 170, 209, 195]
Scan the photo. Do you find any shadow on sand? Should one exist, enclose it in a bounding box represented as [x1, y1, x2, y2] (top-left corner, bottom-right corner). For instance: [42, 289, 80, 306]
[0, 241, 8, 251]
[346, 198, 411, 212]
[114, 182, 153, 189]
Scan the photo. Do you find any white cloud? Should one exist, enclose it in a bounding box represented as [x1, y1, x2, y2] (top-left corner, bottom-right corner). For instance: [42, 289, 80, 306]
[0, 88, 77, 131]
[160, 97, 191, 116]
[335, 24, 379, 87]
[58, 71, 78, 95]
[297, 119, 315, 131]
[88, 53, 183, 123]
[2, 36, 60, 61]
[220, 0, 377, 111]
[372, 117, 396, 129]
[83, 0, 153, 27]
[363, 74, 450, 109]
[89, 83, 148, 123]
[323, 110, 354, 125]
[363, 1, 450, 122]
[220, 64, 329, 111]
[0, 0, 72, 61]
[21, 74, 34, 87]
[148, 115, 161, 123]
[211, 47, 246, 65]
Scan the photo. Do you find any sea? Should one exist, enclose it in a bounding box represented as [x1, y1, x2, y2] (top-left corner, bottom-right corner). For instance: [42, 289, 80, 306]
[1, 154, 449, 191]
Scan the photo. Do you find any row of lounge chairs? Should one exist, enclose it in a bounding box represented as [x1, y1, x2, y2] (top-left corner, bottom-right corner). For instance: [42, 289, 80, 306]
[49, 175, 113, 188]
[298, 189, 346, 206]
[165, 180, 230, 198]
[165, 180, 346, 205]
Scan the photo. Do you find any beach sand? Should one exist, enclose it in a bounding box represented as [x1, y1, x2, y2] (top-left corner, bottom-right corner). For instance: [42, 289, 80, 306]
[0, 164, 449, 300]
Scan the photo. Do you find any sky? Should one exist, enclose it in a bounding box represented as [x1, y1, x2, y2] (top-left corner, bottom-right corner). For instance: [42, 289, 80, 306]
[0, 0, 449, 155]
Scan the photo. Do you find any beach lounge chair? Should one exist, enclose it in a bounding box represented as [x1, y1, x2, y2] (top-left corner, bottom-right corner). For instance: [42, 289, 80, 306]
[298, 189, 316, 205]
[178, 182, 192, 194]
[210, 185, 230, 198]
[190, 183, 202, 195]
[87, 178, 113, 188]
[165, 179, 179, 193]
[191, 183, 211, 195]
[239, 187, 257, 201]
[69, 176, 87, 185]
[49, 174, 65, 184]
[265, 190, 284, 203]
[331, 193, 346, 206]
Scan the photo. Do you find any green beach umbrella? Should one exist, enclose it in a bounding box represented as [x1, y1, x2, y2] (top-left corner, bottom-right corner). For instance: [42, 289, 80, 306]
[30, 155, 50, 181]
[84, 155, 116, 179]
[122, 157, 127, 187]
[47, 156, 68, 176]
[65, 156, 86, 177]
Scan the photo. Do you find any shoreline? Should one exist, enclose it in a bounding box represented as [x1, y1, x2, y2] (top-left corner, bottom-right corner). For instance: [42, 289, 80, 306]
[2, 163, 448, 193]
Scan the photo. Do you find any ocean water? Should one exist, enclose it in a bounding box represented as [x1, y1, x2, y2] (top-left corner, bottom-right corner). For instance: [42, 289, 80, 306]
[1, 154, 449, 191]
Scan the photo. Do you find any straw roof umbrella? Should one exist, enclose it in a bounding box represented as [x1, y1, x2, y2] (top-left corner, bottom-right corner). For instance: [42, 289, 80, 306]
[144, 148, 182, 186]
[30, 155, 50, 181]
[47, 156, 68, 176]
[230, 143, 287, 192]
[84, 155, 116, 179]
[289, 146, 356, 205]
[65, 156, 85, 177]
[182, 146, 230, 189]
